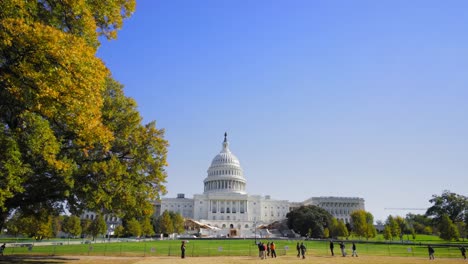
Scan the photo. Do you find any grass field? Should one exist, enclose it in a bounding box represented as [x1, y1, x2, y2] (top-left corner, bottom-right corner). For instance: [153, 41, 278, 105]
[2, 239, 467, 260]
[1, 255, 467, 264]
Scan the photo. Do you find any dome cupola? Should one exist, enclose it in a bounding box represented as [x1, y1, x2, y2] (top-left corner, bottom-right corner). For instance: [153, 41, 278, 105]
[203, 133, 247, 194]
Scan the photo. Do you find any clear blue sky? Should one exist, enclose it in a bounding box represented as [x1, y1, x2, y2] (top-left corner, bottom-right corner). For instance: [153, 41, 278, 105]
[97, 0, 468, 222]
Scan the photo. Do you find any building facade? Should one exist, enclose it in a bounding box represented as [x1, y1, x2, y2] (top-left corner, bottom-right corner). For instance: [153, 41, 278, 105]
[155, 134, 365, 237]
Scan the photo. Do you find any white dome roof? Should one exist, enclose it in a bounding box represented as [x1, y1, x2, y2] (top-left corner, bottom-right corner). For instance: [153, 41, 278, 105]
[210, 143, 241, 168]
[203, 133, 246, 194]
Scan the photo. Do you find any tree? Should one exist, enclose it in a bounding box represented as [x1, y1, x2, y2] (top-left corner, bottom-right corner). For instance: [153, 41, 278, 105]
[394, 216, 408, 241]
[286, 205, 332, 238]
[170, 212, 185, 234]
[126, 218, 142, 237]
[323, 227, 330, 238]
[329, 218, 339, 238]
[350, 210, 376, 240]
[81, 219, 92, 238]
[7, 210, 53, 240]
[385, 216, 401, 240]
[336, 220, 349, 238]
[89, 215, 107, 241]
[350, 210, 366, 238]
[406, 213, 431, 234]
[423, 226, 433, 235]
[426, 190, 467, 224]
[152, 216, 162, 234]
[160, 211, 174, 235]
[365, 212, 377, 240]
[62, 215, 82, 238]
[0, 0, 169, 230]
[51, 215, 63, 238]
[439, 214, 460, 241]
[114, 225, 125, 238]
[456, 222, 466, 241]
[70, 77, 168, 218]
[383, 225, 392, 240]
[140, 217, 155, 237]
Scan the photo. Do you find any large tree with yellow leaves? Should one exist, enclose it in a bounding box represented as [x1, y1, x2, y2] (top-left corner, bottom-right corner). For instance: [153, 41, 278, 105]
[0, 0, 167, 229]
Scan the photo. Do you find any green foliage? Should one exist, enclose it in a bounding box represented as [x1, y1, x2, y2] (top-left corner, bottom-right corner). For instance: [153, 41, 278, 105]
[159, 211, 174, 235]
[350, 210, 375, 240]
[89, 215, 107, 240]
[337, 219, 349, 238]
[6, 210, 53, 239]
[423, 226, 433, 235]
[140, 217, 155, 237]
[330, 218, 349, 238]
[426, 190, 468, 224]
[385, 215, 401, 240]
[71, 78, 168, 219]
[80, 219, 92, 237]
[286, 205, 332, 238]
[62, 215, 82, 237]
[113, 225, 125, 238]
[439, 214, 460, 241]
[323, 227, 330, 238]
[170, 212, 185, 234]
[383, 225, 392, 240]
[126, 218, 142, 237]
[0, 0, 167, 231]
[406, 213, 431, 234]
[456, 222, 466, 240]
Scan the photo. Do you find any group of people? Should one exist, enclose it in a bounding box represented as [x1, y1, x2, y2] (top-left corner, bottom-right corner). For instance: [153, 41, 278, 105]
[257, 241, 277, 259]
[329, 240, 358, 257]
[295, 242, 307, 259]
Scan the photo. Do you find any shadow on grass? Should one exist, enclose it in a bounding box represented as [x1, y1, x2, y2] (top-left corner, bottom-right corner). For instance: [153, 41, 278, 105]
[0, 255, 79, 263]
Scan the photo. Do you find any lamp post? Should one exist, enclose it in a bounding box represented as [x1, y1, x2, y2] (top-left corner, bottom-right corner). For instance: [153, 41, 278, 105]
[253, 220, 257, 245]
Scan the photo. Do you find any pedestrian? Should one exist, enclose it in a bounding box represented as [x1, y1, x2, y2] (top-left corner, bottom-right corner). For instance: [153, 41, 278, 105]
[0, 243, 5, 256]
[296, 242, 300, 258]
[270, 242, 277, 258]
[339, 241, 346, 257]
[300, 242, 306, 259]
[428, 245, 435, 260]
[329, 240, 334, 256]
[180, 241, 186, 259]
[266, 242, 270, 257]
[263, 242, 267, 259]
[352, 242, 358, 257]
[258, 242, 264, 259]
[460, 246, 466, 260]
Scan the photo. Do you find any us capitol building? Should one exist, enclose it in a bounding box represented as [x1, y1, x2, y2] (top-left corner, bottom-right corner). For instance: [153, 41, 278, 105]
[154, 133, 365, 237]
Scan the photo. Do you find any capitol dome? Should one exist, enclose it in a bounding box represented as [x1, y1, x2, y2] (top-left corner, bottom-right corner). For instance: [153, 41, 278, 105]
[203, 133, 247, 194]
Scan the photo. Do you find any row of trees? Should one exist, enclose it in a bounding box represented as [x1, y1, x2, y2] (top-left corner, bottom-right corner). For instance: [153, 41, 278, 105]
[383, 190, 467, 241]
[287, 191, 467, 242]
[0, 0, 169, 230]
[5, 211, 107, 240]
[3, 210, 185, 240]
[286, 205, 377, 240]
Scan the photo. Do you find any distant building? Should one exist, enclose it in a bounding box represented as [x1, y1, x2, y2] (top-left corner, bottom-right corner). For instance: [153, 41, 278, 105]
[155, 133, 365, 237]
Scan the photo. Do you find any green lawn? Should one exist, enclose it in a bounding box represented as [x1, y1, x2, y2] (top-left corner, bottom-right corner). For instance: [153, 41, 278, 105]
[2, 238, 467, 259]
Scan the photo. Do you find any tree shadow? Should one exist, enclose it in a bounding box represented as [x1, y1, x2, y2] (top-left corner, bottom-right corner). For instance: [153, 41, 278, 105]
[0, 255, 79, 263]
